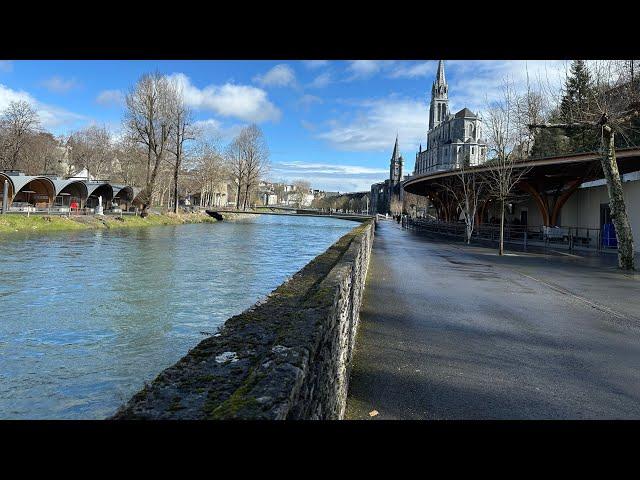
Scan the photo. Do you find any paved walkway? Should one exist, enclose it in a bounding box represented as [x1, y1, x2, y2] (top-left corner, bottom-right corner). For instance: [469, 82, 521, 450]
[346, 221, 640, 419]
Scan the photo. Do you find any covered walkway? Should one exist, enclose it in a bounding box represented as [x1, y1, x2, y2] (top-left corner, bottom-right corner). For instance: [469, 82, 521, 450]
[346, 221, 640, 419]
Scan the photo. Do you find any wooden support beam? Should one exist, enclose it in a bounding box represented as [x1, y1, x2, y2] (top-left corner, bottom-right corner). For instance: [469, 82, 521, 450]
[518, 180, 550, 226]
[550, 177, 584, 226]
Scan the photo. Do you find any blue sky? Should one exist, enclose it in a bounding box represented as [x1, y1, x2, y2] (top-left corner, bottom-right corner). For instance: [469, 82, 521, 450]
[0, 60, 568, 192]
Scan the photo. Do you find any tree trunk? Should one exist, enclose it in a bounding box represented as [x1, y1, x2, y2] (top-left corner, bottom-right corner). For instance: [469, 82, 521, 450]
[601, 126, 635, 270]
[173, 167, 179, 214]
[236, 181, 242, 211]
[243, 185, 250, 210]
[499, 198, 505, 255]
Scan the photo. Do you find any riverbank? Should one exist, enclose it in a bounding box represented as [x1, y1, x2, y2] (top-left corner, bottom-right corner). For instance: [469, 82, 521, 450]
[0, 212, 218, 235]
[113, 219, 374, 420]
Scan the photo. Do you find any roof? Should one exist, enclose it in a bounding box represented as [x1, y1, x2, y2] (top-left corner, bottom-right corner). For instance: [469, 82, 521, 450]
[455, 108, 477, 118]
[51, 178, 89, 197]
[0, 172, 55, 196]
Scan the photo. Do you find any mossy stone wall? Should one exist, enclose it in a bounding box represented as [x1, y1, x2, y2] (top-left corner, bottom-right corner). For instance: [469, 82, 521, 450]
[112, 220, 374, 420]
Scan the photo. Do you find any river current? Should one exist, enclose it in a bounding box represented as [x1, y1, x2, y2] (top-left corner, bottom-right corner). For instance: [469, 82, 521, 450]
[0, 215, 355, 419]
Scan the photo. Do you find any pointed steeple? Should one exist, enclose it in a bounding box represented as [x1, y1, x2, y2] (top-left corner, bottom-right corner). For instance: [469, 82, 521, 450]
[391, 134, 400, 161]
[435, 59, 446, 86]
[390, 135, 403, 185]
[429, 60, 449, 130]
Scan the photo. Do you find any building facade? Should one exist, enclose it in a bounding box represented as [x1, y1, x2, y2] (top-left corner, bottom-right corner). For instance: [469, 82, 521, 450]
[414, 60, 488, 175]
[370, 136, 404, 215]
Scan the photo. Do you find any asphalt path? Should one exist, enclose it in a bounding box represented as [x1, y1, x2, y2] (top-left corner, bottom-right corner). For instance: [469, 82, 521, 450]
[346, 221, 640, 419]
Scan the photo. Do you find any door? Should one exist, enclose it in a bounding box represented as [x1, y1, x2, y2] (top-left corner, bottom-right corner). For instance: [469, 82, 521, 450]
[600, 203, 612, 227]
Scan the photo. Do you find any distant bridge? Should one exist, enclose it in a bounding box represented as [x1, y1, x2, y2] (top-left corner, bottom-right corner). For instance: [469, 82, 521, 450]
[206, 208, 373, 222]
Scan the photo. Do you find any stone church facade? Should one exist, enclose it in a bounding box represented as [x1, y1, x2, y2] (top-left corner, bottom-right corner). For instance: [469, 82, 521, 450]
[370, 136, 404, 215]
[414, 60, 488, 175]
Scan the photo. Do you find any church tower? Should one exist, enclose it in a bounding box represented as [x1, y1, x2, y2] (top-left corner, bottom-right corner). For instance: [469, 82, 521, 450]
[390, 135, 403, 185]
[428, 60, 449, 130]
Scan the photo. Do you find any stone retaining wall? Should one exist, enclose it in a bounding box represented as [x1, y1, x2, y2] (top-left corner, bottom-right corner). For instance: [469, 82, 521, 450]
[112, 220, 374, 420]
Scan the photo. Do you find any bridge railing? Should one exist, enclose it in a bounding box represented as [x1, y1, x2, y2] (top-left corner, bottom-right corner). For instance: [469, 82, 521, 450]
[403, 217, 608, 253]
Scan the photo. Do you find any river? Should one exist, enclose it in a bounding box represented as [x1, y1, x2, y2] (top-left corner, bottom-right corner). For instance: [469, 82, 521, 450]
[0, 215, 355, 419]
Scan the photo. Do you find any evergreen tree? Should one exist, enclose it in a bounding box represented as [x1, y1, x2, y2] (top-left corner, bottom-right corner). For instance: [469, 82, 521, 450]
[559, 60, 599, 153]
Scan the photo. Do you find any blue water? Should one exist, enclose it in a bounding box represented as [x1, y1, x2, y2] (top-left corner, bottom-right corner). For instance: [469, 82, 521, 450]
[0, 215, 355, 419]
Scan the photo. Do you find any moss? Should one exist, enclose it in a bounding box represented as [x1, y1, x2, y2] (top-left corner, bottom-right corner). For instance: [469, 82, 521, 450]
[206, 381, 260, 419]
[168, 397, 185, 412]
[0, 212, 217, 235]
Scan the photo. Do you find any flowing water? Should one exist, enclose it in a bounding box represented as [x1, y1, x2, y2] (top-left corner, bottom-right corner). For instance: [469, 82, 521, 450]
[0, 214, 355, 419]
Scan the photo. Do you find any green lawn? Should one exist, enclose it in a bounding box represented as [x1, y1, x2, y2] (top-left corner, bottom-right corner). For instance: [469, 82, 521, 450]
[0, 212, 217, 235]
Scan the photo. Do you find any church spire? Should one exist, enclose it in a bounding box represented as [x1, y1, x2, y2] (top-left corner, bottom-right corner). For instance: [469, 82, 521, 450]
[390, 135, 403, 185]
[436, 59, 446, 87]
[429, 60, 449, 130]
[391, 134, 400, 161]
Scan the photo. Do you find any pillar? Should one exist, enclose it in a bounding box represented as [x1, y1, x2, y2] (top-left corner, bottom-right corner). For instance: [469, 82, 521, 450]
[2, 180, 8, 213]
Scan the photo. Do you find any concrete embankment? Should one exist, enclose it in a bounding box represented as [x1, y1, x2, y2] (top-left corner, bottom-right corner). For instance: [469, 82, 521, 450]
[0, 212, 217, 235]
[113, 219, 374, 420]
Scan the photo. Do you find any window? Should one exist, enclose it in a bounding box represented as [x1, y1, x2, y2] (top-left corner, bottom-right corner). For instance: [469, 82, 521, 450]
[472, 147, 475, 155]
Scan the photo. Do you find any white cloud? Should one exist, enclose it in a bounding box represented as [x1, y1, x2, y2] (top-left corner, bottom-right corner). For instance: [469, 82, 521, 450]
[269, 161, 386, 193]
[0, 61, 13, 73]
[346, 60, 394, 80]
[445, 60, 567, 114]
[96, 89, 125, 107]
[192, 118, 246, 142]
[297, 94, 322, 110]
[41, 75, 80, 93]
[316, 96, 427, 154]
[253, 64, 296, 88]
[304, 60, 329, 69]
[347, 60, 381, 79]
[168, 73, 281, 123]
[308, 72, 332, 89]
[0, 83, 86, 130]
[388, 61, 435, 79]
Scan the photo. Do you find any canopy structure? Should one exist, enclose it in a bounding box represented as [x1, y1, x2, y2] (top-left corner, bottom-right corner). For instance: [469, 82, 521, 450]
[112, 185, 142, 210]
[0, 172, 56, 207]
[1, 171, 145, 212]
[403, 147, 640, 226]
[51, 179, 89, 207]
[84, 182, 113, 208]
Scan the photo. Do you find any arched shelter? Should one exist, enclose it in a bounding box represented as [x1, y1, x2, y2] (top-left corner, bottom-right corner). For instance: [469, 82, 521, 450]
[131, 188, 145, 209]
[112, 185, 137, 211]
[403, 148, 640, 227]
[0, 172, 56, 209]
[51, 179, 89, 209]
[83, 182, 113, 209]
[0, 172, 15, 208]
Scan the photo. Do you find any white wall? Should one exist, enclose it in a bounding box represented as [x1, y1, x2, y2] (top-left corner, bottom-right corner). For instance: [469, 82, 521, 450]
[516, 178, 640, 249]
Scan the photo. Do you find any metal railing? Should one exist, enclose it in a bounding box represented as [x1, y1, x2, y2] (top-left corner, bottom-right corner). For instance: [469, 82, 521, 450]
[402, 217, 612, 253]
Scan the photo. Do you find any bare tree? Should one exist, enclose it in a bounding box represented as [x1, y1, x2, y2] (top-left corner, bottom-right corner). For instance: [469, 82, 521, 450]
[440, 155, 485, 244]
[166, 79, 196, 213]
[289, 179, 311, 208]
[225, 135, 246, 210]
[124, 72, 174, 216]
[0, 100, 40, 170]
[389, 196, 403, 216]
[530, 60, 640, 270]
[236, 124, 269, 210]
[67, 125, 113, 180]
[190, 140, 228, 207]
[485, 80, 531, 255]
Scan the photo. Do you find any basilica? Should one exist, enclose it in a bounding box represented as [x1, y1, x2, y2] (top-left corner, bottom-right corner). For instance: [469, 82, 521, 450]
[414, 60, 487, 175]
